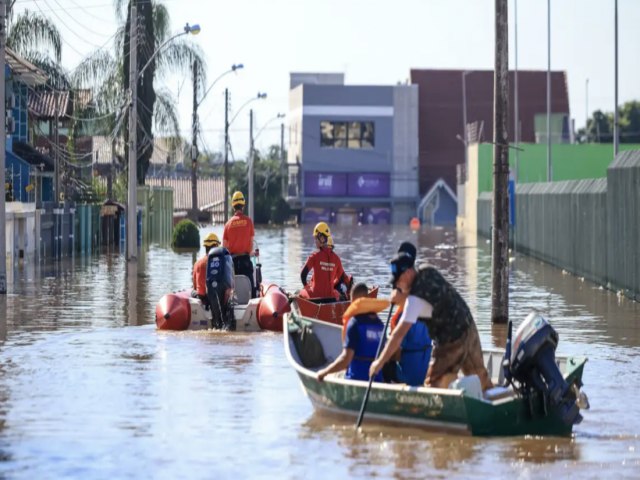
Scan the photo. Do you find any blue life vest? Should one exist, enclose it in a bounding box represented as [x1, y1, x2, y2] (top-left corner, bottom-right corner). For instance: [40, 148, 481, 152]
[345, 314, 384, 382]
[397, 321, 432, 386]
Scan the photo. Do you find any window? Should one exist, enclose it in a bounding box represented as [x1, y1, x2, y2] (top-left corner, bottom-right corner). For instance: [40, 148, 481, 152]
[320, 121, 375, 149]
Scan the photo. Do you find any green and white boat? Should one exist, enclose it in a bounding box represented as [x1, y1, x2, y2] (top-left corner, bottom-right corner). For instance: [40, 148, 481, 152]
[283, 310, 589, 437]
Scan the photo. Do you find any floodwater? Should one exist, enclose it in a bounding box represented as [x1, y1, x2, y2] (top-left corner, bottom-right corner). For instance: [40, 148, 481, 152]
[0, 225, 638, 479]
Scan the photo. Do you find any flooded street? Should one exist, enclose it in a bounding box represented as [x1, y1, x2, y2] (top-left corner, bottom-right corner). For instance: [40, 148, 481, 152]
[0, 225, 638, 479]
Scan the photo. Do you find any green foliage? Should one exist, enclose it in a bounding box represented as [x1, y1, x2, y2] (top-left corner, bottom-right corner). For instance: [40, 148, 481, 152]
[172, 219, 200, 249]
[223, 145, 289, 225]
[579, 101, 640, 143]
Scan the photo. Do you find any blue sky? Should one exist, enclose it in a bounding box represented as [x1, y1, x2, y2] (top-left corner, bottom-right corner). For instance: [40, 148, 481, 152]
[15, 0, 640, 157]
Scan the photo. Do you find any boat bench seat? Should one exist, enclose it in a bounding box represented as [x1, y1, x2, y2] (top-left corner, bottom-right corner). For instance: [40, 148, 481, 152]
[234, 275, 252, 304]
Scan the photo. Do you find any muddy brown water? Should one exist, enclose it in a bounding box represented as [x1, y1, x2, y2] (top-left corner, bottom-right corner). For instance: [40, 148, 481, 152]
[0, 225, 638, 479]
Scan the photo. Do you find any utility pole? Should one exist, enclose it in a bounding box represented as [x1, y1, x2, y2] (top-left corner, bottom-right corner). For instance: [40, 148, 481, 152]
[248, 108, 254, 220]
[127, 3, 138, 261]
[223, 88, 229, 223]
[613, 0, 619, 157]
[546, 0, 552, 181]
[280, 122, 285, 198]
[54, 91, 60, 201]
[191, 59, 198, 220]
[491, 0, 509, 324]
[0, 0, 7, 294]
[585, 78, 589, 142]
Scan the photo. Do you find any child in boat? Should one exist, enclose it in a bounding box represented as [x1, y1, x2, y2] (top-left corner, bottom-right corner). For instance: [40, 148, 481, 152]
[316, 282, 389, 382]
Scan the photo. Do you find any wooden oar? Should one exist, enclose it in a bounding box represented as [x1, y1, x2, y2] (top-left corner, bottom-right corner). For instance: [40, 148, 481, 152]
[355, 305, 394, 430]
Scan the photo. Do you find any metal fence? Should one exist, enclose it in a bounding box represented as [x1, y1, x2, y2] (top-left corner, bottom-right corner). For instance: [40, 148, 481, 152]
[477, 150, 640, 301]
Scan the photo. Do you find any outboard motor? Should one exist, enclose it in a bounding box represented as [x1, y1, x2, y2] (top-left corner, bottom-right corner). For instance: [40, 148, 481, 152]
[509, 312, 582, 426]
[206, 247, 235, 330]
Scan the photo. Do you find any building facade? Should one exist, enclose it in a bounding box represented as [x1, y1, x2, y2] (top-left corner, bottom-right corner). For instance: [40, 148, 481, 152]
[286, 74, 419, 225]
[410, 69, 570, 225]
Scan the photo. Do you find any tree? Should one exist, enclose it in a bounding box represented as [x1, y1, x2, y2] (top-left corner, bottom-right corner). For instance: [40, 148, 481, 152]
[73, 0, 206, 185]
[578, 101, 640, 144]
[619, 101, 640, 143]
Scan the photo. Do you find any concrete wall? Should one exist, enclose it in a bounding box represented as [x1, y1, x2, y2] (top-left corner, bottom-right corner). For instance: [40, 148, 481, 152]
[391, 84, 419, 202]
[606, 151, 640, 299]
[476, 150, 640, 301]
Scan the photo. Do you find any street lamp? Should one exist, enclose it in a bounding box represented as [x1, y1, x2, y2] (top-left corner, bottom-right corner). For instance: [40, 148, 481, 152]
[127, 19, 201, 261]
[191, 63, 243, 218]
[224, 92, 267, 222]
[248, 112, 284, 220]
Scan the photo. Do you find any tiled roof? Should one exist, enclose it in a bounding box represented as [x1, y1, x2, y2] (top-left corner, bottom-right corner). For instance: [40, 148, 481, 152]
[28, 89, 94, 119]
[145, 177, 224, 212]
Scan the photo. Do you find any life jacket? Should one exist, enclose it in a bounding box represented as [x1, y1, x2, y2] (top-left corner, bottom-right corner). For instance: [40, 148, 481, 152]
[344, 313, 385, 382]
[408, 266, 474, 345]
[388, 303, 431, 386]
[397, 321, 432, 386]
[342, 298, 390, 342]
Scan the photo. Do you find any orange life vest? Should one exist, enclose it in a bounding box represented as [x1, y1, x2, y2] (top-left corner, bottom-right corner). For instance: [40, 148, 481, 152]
[341, 297, 390, 342]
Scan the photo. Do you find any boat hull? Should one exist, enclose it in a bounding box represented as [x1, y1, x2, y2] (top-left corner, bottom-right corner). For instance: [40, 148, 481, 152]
[294, 286, 379, 325]
[284, 313, 587, 437]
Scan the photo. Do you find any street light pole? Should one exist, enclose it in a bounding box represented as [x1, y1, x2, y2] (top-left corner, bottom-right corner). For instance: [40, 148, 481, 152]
[126, 3, 138, 261]
[191, 63, 243, 221]
[224, 88, 230, 223]
[546, 0, 552, 181]
[585, 78, 589, 142]
[462, 71, 469, 169]
[0, 0, 6, 293]
[249, 109, 254, 220]
[514, 0, 519, 181]
[614, 0, 619, 157]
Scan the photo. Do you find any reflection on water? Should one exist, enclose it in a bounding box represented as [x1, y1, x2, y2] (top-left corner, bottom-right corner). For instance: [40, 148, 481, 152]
[0, 225, 638, 478]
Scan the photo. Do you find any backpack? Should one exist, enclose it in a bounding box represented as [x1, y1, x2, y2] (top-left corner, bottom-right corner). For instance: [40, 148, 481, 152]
[291, 322, 326, 369]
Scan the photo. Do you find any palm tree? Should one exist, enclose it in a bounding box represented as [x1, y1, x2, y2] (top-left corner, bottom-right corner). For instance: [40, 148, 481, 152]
[6, 6, 68, 88]
[73, 0, 206, 184]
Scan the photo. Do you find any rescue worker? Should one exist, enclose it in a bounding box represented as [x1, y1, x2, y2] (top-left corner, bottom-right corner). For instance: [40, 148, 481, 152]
[370, 241, 493, 391]
[223, 191, 257, 297]
[192, 233, 221, 305]
[382, 242, 432, 386]
[327, 234, 354, 301]
[300, 222, 348, 300]
[317, 283, 387, 382]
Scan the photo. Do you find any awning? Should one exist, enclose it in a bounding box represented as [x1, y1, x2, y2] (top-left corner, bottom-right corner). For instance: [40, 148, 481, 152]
[11, 141, 54, 172]
[6, 47, 47, 86]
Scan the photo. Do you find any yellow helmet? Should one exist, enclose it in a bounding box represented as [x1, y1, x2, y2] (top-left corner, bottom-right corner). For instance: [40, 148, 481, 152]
[203, 232, 220, 248]
[327, 235, 334, 249]
[313, 222, 331, 239]
[232, 191, 245, 207]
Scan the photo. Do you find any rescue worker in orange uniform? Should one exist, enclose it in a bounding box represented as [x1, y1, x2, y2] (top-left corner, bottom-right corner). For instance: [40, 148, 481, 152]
[300, 222, 349, 301]
[192, 232, 221, 305]
[223, 191, 257, 297]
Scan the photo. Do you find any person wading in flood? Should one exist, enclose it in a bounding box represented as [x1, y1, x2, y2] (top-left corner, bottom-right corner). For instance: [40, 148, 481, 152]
[223, 191, 258, 297]
[192, 233, 221, 305]
[370, 241, 493, 391]
[300, 223, 350, 301]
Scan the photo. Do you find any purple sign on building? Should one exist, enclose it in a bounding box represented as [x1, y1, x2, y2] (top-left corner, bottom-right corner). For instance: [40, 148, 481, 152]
[347, 173, 390, 197]
[304, 172, 347, 196]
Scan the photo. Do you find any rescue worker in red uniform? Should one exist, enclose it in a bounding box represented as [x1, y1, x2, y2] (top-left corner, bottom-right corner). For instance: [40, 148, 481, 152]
[192, 232, 221, 305]
[300, 223, 349, 301]
[223, 191, 257, 297]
